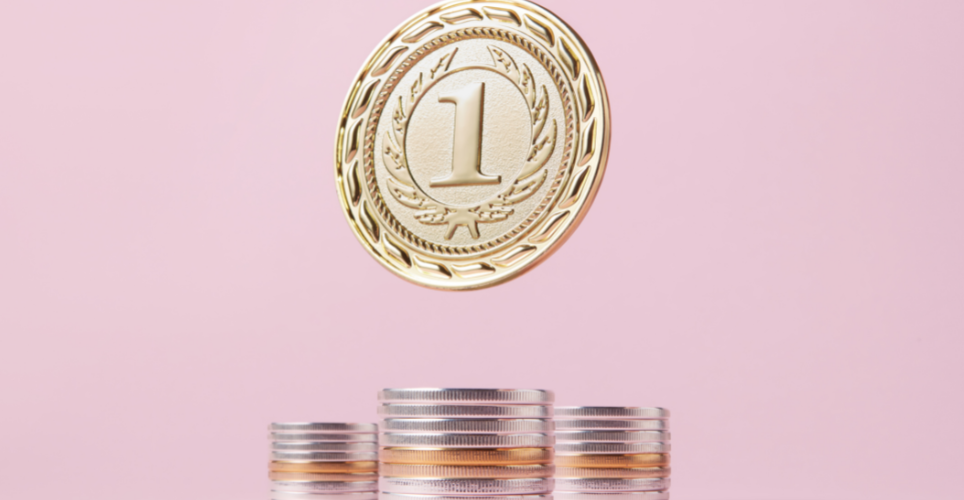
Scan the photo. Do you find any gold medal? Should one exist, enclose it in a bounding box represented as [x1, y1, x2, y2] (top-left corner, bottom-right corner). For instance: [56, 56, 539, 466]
[335, 0, 610, 290]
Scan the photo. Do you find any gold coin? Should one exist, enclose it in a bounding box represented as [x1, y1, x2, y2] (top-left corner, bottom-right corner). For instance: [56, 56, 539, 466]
[269, 461, 379, 473]
[381, 463, 554, 478]
[555, 466, 671, 479]
[379, 447, 553, 465]
[335, 0, 610, 290]
[555, 454, 670, 468]
[268, 472, 380, 482]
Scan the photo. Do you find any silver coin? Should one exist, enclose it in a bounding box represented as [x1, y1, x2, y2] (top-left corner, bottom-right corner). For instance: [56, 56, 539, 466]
[270, 423, 378, 433]
[271, 492, 378, 500]
[381, 419, 553, 434]
[270, 451, 379, 462]
[380, 433, 554, 448]
[271, 433, 378, 443]
[381, 463, 554, 479]
[554, 478, 670, 492]
[379, 389, 554, 405]
[554, 492, 668, 500]
[272, 442, 379, 452]
[269, 472, 379, 482]
[554, 408, 669, 420]
[379, 494, 553, 500]
[380, 477, 554, 495]
[554, 420, 667, 431]
[556, 431, 669, 443]
[379, 405, 552, 419]
[272, 482, 378, 493]
[555, 442, 671, 455]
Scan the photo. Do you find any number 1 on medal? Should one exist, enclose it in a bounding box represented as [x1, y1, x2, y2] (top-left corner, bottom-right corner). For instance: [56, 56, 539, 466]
[431, 82, 501, 187]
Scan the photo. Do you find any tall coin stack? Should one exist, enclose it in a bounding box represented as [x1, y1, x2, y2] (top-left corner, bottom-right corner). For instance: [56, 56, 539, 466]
[378, 388, 556, 500]
[269, 423, 379, 500]
[553, 407, 671, 500]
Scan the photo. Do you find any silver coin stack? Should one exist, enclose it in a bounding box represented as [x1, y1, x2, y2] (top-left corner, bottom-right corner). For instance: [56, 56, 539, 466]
[554, 407, 671, 500]
[269, 422, 379, 500]
[378, 388, 556, 500]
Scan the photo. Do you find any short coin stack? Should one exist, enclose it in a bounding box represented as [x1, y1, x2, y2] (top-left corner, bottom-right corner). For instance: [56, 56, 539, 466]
[554, 407, 671, 500]
[378, 388, 556, 500]
[268, 423, 379, 500]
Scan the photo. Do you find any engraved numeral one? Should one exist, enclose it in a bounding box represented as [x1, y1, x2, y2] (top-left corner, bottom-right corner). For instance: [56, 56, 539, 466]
[431, 82, 501, 187]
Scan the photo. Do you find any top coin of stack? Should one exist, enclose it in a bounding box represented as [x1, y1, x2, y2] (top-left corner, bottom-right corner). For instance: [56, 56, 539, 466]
[554, 408, 671, 500]
[268, 422, 379, 500]
[378, 388, 556, 500]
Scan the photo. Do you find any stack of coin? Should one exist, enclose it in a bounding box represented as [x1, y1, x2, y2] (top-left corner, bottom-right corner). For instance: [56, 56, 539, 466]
[378, 388, 556, 500]
[268, 423, 379, 500]
[553, 408, 671, 500]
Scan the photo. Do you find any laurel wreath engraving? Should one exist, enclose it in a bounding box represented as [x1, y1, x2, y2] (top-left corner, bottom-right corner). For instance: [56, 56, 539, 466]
[337, 6, 604, 286]
[382, 47, 557, 240]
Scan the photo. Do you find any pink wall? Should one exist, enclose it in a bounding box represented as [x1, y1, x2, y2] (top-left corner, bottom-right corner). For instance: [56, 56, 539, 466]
[1, 1, 962, 499]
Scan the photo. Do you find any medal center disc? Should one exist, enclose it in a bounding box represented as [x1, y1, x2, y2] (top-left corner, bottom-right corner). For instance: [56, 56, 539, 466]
[405, 69, 532, 208]
[373, 37, 571, 249]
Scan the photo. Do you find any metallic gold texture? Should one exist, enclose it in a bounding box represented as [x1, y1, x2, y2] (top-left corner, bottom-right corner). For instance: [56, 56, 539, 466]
[334, 0, 610, 290]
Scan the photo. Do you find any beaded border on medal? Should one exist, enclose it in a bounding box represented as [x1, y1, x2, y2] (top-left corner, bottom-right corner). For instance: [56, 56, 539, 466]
[334, 0, 612, 291]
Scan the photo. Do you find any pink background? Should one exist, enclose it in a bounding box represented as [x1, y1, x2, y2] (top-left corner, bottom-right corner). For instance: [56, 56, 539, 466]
[1, 1, 962, 499]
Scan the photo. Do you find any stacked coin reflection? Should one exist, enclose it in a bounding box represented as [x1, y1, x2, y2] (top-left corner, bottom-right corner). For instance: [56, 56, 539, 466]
[269, 423, 379, 500]
[553, 408, 671, 500]
[378, 388, 555, 500]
